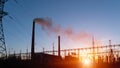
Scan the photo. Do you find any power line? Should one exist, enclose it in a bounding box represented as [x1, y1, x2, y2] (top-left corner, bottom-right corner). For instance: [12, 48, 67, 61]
[13, 0, 24, 8]
[3, 17, 30, 48]
[8, 15, 30, 32]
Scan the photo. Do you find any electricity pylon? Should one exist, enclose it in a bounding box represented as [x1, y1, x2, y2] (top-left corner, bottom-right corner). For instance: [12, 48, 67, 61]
[0, 0, 8, 58]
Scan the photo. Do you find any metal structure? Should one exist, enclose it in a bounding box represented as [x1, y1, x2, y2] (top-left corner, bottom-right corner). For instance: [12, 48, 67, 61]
[44, 44, 120, 62]
[31, 20, 35, 60]
[58, 36, 61, 56]
[0, 0, 8, 57]
[44, 44, 120, 54]
[6, 44, 120, 63]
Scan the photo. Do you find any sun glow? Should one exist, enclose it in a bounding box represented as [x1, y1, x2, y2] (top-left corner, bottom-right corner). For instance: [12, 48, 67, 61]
[82, 59, 91, 65]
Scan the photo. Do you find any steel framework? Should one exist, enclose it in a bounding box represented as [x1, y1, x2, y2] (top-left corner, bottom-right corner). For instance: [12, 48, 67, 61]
[44, 44, 120, 59]
[0, 0, 8, 57]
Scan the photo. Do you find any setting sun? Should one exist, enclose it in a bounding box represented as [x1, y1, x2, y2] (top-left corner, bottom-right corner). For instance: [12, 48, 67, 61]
[82, 59, 91, 65]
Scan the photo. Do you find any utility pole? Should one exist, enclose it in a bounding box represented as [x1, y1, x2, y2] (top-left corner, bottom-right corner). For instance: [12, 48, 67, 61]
[0, 0, 8, 58]
[109, 40, 111, 49]
[26, 48, 28, 59]
[8, 48, 10, 56]
[43, 47, 44, 53]
[20, 50, 21, 58]
[92, 36, 95, 62]
[53, 42, 55, 55]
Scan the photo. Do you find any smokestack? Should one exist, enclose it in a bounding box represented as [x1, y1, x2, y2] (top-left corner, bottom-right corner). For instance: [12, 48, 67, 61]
[58, 36, 61, 56]
[31, 21, 35, 60]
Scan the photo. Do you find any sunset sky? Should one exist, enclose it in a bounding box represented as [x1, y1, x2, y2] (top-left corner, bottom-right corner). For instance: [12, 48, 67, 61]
[3, 0, 120, 53]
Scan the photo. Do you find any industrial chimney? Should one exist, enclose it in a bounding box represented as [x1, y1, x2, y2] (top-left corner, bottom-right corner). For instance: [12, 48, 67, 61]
[31, 21, 35, 60]
[58, 36, 61, 56]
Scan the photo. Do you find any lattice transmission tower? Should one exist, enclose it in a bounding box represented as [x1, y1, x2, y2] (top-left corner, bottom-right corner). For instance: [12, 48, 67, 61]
[0, 0, 8, 57]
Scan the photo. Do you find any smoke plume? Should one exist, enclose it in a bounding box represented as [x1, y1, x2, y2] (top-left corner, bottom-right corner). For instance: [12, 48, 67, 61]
[34, 18, 99, 46]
